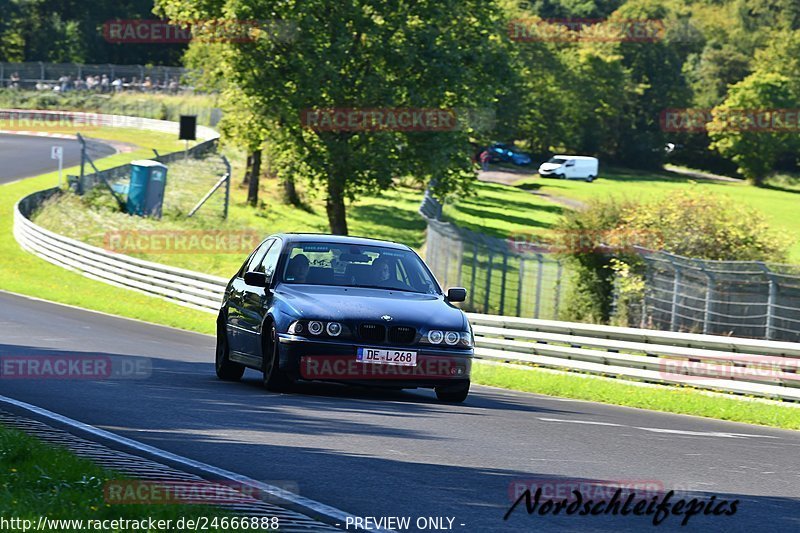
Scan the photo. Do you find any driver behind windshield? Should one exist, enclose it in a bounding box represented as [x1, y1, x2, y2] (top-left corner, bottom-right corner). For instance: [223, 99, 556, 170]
[286, 254, 310, 283]
[372, 257, 391, 283]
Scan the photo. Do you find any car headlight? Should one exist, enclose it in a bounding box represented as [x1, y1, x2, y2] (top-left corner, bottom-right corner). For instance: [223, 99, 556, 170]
[326, 322, 342, 336]
[308, 321, 324, 335]
[444, 331, 460, 345]
[460, 331, 473, 347]
[288, 321, 304, 334]
[427, 330, 444, 344]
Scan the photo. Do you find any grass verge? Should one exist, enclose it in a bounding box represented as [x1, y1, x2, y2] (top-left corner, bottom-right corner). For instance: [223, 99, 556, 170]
[473, 361, 800, 430]
[0, 424, 246, 531]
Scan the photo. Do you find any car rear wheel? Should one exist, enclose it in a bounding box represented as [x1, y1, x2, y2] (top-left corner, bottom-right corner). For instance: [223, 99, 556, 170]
[262, 323, 292, 392]
[215, 314, 244, 381]
[435, 380, 470, 403]
[586, 175, 595, 182]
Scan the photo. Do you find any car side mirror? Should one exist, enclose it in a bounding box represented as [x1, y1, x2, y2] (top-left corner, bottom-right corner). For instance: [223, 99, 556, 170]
[244, 271, 268, 287]
[447, 287, 467, 303]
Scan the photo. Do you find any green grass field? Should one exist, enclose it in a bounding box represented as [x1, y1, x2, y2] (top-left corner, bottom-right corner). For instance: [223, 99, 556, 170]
[0, 425, 243, 531]
[474, 361, 800, 429]
[517, 166, 800, 261]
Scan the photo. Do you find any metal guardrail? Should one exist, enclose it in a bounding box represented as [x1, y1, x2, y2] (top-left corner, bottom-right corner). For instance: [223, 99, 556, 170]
[11, 113, 800, 402]
[469, 314, 800, 401]
[11, 111, 226, 313]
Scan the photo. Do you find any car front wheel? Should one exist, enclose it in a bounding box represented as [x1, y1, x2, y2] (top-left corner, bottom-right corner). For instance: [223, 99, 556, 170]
[262, 323, 293, 392]
[216, 314, 244, 381]
[435, 380, 470, 403]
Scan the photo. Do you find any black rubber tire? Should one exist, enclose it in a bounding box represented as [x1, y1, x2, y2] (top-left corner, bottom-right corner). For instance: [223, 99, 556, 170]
[262, 323, 292, 392]
[435, 380, 470, 403]
[556, 174, 565, 179]
[215, 314, 244, 381]
[586, 175, 595, 182]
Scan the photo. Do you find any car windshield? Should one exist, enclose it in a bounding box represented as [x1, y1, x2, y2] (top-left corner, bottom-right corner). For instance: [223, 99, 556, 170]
[281, 242, 440, 294]
[548, 157, 568, 164]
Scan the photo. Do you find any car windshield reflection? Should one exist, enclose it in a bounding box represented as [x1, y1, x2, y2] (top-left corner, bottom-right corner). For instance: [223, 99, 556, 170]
[280, 242, 440, 295]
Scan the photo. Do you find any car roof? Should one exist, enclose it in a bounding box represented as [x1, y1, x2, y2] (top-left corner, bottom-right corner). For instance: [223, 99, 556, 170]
[272, 233, 411, 251]
[553, 155, 598, 161]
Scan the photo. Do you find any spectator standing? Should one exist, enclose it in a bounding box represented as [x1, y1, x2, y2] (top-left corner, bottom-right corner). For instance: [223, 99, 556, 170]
[479, 149, 491, 171]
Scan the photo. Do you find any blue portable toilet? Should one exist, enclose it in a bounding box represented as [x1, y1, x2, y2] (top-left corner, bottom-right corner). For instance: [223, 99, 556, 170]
[127, 160, 168, 219]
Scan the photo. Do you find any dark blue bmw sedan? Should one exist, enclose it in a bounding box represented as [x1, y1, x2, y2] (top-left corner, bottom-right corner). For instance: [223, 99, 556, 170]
[216, 234, 473, 402]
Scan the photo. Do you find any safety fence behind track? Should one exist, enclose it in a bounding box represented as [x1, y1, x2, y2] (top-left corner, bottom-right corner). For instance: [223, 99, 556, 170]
[420, 190, 568, 319]
[643, 251, 800, 342]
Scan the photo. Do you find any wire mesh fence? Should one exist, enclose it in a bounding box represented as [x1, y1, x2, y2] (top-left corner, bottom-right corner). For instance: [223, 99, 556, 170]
[420, 191, 567, 319]
[642, 251, 800, 341]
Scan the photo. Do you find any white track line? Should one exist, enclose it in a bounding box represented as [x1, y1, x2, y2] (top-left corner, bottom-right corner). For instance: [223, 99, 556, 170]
[0, 394, 391, 533]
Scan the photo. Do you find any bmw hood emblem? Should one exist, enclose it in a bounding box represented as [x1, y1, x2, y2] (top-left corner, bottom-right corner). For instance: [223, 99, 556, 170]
[381, 315, 393, 321]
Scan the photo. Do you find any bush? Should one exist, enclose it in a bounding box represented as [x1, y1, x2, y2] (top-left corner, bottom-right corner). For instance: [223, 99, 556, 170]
[558, 190, 789, 325]
[555, 197, 635, 323]
[612, 190, 789, 262]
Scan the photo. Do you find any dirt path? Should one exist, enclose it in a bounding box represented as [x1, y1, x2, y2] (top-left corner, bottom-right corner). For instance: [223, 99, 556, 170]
[478, 168, 586, 209]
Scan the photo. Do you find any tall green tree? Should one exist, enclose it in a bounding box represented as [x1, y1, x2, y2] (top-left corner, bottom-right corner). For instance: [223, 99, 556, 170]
[708, 72, 798, 185]
[156, 0, 507, 234]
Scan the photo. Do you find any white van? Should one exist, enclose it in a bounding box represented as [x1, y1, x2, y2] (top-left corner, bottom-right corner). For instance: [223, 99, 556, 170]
[538, 155, 599, 182]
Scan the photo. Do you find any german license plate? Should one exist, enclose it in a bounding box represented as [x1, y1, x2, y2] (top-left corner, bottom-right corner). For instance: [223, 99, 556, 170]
[357, 347, 417, 366]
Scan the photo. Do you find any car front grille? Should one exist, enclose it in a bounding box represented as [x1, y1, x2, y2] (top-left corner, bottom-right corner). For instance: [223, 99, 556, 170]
[359, 323, 386, 343]
[388, 326, 416, 345]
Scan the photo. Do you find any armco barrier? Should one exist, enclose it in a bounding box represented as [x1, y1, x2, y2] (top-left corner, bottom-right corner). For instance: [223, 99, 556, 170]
[10, 113, 800, 401]
[11, 111, 227, 313]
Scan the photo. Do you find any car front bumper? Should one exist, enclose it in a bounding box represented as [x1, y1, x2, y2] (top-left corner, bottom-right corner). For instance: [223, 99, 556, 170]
[277, 334, 472, 388]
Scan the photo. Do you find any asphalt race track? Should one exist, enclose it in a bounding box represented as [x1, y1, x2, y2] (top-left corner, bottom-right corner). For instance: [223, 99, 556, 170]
[0, 133, 115, 183]
[1, 292, 799, 532]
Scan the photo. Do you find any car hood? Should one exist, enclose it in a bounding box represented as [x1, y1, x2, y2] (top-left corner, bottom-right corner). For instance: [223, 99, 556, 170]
[275, 284, 467, 330]
[539, 162, 561, 171]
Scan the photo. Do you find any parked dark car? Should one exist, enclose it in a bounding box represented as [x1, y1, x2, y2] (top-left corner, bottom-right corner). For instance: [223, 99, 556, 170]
[216, 234, 473, 402]
[488, 143, 532, 166]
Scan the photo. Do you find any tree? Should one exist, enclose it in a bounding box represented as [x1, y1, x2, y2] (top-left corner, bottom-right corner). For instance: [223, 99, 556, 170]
[606, 0, 693, 168]
[708, 72, 798, 185]
[156, 0, 507, 234]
